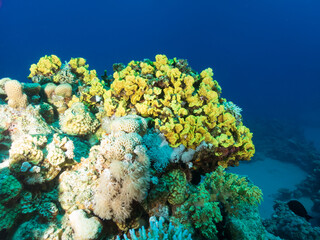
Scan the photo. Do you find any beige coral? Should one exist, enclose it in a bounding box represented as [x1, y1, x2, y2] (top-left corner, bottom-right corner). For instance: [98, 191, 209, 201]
[43, 83, 57, 100]
[54, 83, 72, 98]
[69, 210, 102, 240]
[4, 80, 28, 109]
[60, 102, 99, 136]
[109, 115, 148, 136]
[93, 116, 150, 223]
[9, 135, 44, 172]
[8, 133, 75, 185]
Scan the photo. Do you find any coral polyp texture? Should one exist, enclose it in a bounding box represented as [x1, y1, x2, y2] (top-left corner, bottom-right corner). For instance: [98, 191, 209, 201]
[0, 55, 267, 240]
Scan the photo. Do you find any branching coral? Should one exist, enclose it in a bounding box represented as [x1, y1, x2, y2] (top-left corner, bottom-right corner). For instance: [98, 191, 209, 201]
[118, 216, 192, 240]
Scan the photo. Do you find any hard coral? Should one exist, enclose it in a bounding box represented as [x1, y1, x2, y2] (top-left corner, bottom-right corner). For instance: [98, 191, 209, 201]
[60, 102, 99, 136]
[9, 134, 75, 184]
[4, 79, 28, 109]
[69, 209, 102, 240]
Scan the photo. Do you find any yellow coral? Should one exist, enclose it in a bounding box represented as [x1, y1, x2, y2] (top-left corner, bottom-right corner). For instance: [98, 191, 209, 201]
[68, 57, 88, 78]
[101, 55, 254, 168]
[154, 54, 168, 69]
[28, 55, 61, 78]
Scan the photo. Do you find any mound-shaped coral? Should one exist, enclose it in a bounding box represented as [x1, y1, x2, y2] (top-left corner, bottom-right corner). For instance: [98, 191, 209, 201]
[60, 102, 99, 136]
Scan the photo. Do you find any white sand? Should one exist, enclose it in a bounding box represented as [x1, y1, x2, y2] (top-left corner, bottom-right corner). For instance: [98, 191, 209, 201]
[228, 157, 308, 219]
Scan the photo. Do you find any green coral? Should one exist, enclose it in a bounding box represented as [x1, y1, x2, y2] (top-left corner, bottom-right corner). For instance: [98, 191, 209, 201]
[0, 203, 21, 231]
[0, 168, 22, 204]
[176, 166, 263, 239]
[164, 169, 188, 205]
[147, 169, 188, 206]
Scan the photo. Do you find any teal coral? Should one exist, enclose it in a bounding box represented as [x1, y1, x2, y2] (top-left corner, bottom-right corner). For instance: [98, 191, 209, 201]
[118, 216, 192, 240]
[0, 168, 22, 204]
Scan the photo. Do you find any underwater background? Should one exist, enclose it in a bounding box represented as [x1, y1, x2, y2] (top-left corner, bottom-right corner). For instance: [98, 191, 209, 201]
[1, 0, 320, 120]
[1, 0, 320, 239]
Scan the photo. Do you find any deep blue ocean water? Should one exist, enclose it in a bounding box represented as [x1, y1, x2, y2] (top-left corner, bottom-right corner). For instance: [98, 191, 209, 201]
[1, 0, 320, 123]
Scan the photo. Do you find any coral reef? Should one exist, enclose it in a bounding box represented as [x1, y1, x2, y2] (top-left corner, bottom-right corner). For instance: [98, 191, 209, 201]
[0, 55, 265, 240]
[248, 117, 319, 171]
[102, 55, 254, 171]
[292, 158, 320, 221]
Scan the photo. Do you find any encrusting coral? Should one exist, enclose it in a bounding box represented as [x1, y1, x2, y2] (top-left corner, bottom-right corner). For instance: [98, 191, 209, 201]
[9, 133, 75, 184]
[0, 54, 267, 240]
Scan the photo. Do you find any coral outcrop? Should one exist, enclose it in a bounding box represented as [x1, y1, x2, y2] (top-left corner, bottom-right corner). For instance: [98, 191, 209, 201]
[0, 55, 263, 240]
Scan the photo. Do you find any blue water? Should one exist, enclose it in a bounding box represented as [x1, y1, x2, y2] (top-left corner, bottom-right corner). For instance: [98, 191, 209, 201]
[1, 0, 320, 122]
